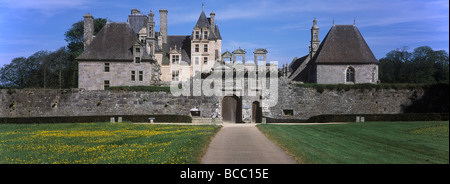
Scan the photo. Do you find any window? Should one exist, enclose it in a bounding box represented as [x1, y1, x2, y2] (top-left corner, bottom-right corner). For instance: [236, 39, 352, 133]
[195, 57, 199, 65]
[104, 80, 110, 89]
[372, 67, 376, 83]
[135, 57, 141, 63]
[136, 48, 140, 53]
[104, 63, 110, 72]
[204, 44, 208, 52]
[131, 71, 136, 81]
[203, 31, 208, 39]
[195, 44, 199, 52]
[139, 71, 143, 81]
[346, 67, 355, 83]
[203, 57, 208, 65]
[172, 55, 180, 64]
[283, 109, 294, 116]
[195, 31, 200, 39]
[172, 70, 179, 81]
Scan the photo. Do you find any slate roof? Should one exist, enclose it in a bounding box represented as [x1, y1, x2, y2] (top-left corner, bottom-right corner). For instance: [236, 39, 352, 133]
[76, 22, 152, 61]
[127, 13, 148, 34]
[288, 54, 308, 76]
[195, 10, 211, 29]
[161, 35, 192, 65]
[312, 25, 379, 64]
[193, 10, 222, 40]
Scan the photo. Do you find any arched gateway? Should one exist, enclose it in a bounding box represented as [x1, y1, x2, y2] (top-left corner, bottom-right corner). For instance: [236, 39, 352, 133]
[221, 96, 243, 123]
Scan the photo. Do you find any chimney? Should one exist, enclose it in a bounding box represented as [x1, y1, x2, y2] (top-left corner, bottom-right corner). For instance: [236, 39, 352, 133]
[159, 9, 168, 44]
[83, 13, 94, 50]
[210, 12, 215, 34]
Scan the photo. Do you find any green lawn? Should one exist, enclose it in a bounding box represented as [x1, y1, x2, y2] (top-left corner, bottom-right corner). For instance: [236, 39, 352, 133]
[0, 123, 221, 164]
[258, 122, 449, 164]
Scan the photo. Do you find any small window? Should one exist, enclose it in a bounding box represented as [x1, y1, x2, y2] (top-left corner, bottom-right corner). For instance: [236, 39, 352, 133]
[346, 67, 355, 83]
[203, 57, 208, 65]
[135, 57, 141, 63]
[104, 80, 110, 89]
[283, 109, 294, 116]
[136, 48, 140, 53]
[203, 31, 208, 39]
[172, 55, 180, 64]
[172, 70, 179, 81]
[195, 44, 199, 52]
[104, 63, 110, 72]
[139, 71, 143, 81]
[195, 31, 200, 39]
[131, 71, 136, 81]
[195, 57, 199, 65]
[204, 44, 208, 52]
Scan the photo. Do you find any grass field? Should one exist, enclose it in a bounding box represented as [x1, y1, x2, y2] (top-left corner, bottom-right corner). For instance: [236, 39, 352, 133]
[258, 121, 449, 164]
[0, 123, 221, 164]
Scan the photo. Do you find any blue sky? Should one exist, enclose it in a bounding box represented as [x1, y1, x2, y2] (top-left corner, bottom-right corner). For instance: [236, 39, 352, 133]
[0, 0, 448, 67]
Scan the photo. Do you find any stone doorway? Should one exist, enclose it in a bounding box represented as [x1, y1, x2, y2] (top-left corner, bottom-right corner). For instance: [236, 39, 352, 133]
[252, 101, 262, 123]
[222, 95, 243, 123]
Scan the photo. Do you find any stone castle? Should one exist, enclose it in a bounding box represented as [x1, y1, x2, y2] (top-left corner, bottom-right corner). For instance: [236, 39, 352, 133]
[77, 7, 272, 91]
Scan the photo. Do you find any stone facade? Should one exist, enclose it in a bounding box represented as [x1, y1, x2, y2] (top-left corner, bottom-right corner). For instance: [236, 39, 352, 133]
[78, 62, 156, 90]
[315, 64, 378, 84]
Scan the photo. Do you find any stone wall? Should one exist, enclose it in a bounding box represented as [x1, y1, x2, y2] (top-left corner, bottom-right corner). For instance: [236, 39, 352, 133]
[266, 78, 443, 120]
[1, 80, 446, 122]
[1, 89, 219, 119]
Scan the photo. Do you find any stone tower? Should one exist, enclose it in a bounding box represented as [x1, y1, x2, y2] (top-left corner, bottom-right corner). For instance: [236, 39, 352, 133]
[310, 17, 320, 57]
[83, 13, 94, 50]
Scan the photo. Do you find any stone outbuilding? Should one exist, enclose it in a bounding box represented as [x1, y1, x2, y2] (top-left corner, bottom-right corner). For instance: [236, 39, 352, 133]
[288, 18, 379, 84]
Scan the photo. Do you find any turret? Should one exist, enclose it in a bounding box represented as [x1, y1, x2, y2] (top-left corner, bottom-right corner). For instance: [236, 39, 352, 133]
[310, 17, 320, 57]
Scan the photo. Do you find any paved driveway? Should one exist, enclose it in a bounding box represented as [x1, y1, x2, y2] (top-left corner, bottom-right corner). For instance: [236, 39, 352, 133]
[201, 124, 298, 164]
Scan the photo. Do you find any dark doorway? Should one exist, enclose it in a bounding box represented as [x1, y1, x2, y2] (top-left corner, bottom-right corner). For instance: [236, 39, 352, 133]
[252, 101, 262, 123]
[222, 95, 243, 123]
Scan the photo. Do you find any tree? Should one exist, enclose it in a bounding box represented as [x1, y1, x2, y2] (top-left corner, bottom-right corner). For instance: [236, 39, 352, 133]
[379, 46, 449, 84]
[0, 18, 106, 89]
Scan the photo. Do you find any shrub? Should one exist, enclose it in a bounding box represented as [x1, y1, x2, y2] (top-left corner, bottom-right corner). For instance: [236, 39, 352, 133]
[107, 86, 170, 92]
[0, 115, 192, 124]
[306, 113, 449, 123]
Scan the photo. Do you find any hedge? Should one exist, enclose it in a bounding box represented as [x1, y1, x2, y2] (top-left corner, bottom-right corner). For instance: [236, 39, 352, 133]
[296, 83, 449, 93]
[0, 115, 192, 124]
[306, 113, 449, 123]
[107, 86, 170, 92]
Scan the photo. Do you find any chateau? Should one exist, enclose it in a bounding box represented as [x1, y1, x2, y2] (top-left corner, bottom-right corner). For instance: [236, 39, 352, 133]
[77, 8, 224, 90]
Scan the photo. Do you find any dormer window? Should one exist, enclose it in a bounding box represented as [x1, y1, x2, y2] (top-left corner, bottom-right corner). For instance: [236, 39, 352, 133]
[195, 31, 200, 39]
[203, 31, 208, 39]
[171, 54, 180, 64]
[136, 48, 140, 53]
[135, 57, 141, 63]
